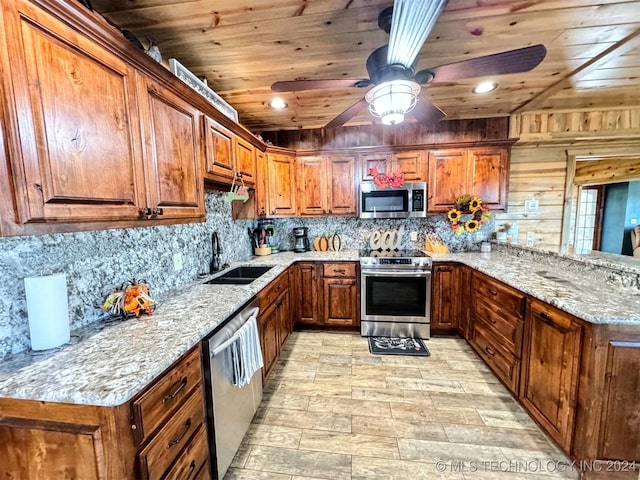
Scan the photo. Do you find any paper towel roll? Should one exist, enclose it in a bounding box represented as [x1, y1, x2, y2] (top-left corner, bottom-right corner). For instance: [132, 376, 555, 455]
[24, 273, 70, 350]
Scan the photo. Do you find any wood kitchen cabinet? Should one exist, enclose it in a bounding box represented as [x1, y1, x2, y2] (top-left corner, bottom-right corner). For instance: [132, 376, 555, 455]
[428, 146, 509, 212]
[203, 116, 235, 184]
[321, 263, 359, 326]
[360, 150, 426, 182]
[234, 136, 257, 187]
[293, 262, 320, 325]
[257, 271, 291, 381]
[0, 0, 147, 229]
[137, 75, 204, 220]
[431, 263, 463, 332]
[297, 155, 357, 216]
[520, 299, 583, 452]
[266, 150, 297, 216]
[0, 345, 208, 480]
[468, 270, 526, 395]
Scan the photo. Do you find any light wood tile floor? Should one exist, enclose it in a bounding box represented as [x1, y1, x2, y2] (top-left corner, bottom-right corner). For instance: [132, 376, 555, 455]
[225, 332, 579, 480]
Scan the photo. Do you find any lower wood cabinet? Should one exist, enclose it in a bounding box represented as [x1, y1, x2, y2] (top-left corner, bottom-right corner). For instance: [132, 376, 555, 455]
[520, 299, 583, 452]
[292, 262, 359, 328]
[431, 263, 463, 331]
[257, 270, 291, 381]
[0, 344, 208, 480]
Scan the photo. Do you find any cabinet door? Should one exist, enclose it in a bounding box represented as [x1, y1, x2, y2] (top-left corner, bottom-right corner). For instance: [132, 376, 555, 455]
[326, 156, 357, 215]
[254, 150, 268, 218]
[468, 147, 508, 211]
[2, 0, 146, 224]
[234, 137, 256, 187]
[259, 304, 279, 381]
[457, 266, 472, 338]
[294, 263, 319, 325]
[137, 76, 204, 219]
[360, 152, 392, 181]
[521, 301, 582, 451]
[267, 153, 296, 216]
[392, 150, 426, 182]
[204, 117, 234, 183]
[427, 149, 468, 212]
[322, 278, 358, 326]
[431, 263, 460, 330]
[297, 156, 327, 216]
[598, 341, 640, 461]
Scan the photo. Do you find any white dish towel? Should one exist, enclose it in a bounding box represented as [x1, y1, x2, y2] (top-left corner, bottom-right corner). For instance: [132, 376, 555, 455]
[231, 316, 264, 387]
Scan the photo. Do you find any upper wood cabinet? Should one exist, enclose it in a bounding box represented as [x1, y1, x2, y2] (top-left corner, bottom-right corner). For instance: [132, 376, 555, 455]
[360, 150, 426, 182]
[136, 76, 204, 220]
[234, 136, 256, 187]
[266, 151, 296, 216]
[203, 117, 235, 184]
[0, 0, 147, 227]
[297, 155, 357, 216]
[428, 146, 509, 212]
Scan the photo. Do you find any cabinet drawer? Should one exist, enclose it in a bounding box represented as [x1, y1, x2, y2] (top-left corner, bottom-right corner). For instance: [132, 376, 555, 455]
[323, 262, 356, 278]
[258, 271, 288, 310]
[472, 272, 525, 320]
[472, 297, 524, 357]
[133, 347, 201, 442]
[138, 386, 205, 480]
[163, 424, 209, 480]
[470, 323, 520, 394]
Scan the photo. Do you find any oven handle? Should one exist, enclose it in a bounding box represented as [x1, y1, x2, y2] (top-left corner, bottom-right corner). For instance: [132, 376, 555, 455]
[361, 270, 432, 278]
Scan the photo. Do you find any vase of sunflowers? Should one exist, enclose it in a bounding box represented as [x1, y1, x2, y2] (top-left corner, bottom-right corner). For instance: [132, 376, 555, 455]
[447, 194, 491, 235]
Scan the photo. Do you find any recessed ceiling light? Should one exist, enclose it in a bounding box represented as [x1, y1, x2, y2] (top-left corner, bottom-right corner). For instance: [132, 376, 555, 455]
[269, 98, 287, 109]
[473, 81, 498, 94]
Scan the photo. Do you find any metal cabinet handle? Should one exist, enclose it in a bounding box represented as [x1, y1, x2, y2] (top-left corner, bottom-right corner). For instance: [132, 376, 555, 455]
[152, 207, 164, 216]
[487, 316, 496, 324]
[163, 377, 188, 403]
[539, 311, 550, 320]
[489, 289, 498, 296]
[182, 460, 197, 480]
[334, 269, 346, 274]
[141, 207, 152, 216]
[485, 346, 495, 357]
[168, 418, 192, 447]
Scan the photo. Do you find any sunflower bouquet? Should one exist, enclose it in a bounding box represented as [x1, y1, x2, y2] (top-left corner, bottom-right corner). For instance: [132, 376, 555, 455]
[447, 194, 491, 235]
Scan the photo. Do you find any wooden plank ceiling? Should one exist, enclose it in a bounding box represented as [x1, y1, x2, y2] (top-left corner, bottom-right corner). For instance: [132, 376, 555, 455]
[91, 0, 640, 131]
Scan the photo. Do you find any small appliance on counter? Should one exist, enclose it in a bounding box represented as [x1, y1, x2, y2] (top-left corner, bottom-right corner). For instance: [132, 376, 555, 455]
[210, 231, 223, 272]
[293, 227, 310, 252]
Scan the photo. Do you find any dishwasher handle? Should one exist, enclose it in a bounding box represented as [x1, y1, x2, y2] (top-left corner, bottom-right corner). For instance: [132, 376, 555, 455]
[210, 311, 259, 357]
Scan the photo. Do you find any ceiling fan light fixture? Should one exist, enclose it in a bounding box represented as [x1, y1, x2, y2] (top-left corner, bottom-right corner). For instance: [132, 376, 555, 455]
[472, 81, 498, 94]
[365, 80, 421, 126]
[269, 98, 288, 109]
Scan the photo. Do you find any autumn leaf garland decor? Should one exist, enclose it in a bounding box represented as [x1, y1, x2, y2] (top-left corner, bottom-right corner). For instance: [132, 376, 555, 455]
[447, 194, 491, 235]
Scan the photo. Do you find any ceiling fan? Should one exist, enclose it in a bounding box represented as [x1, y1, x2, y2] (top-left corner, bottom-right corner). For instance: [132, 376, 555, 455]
[271, 0, 546, 129]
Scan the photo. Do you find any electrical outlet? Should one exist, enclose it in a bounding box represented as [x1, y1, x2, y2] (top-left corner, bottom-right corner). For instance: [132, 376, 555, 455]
[525, 199, 539, 213]
[475, 231, 484, 242]
[173, 252, 183, 271]
[526, 231, 535, 247]
[410, 231, 418, 241]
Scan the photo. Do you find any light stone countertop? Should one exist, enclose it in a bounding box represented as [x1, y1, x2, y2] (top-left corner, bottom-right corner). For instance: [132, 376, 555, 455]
[0, 248, 638, 407]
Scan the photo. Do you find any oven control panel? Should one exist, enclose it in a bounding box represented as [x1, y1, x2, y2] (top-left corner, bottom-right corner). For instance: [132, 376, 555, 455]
[360, 257, 432, 269]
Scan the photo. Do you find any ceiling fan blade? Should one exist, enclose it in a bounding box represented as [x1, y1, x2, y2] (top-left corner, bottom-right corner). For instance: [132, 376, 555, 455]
[428, 44, 547, 83]
[387, 0, 448, 69]
[410, 96, 446, 125]
[271, 79, 369, 92]
[325, 98, 368, 129]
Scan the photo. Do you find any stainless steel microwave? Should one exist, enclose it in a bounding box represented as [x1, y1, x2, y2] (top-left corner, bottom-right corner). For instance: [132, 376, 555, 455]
[359, 182, 427, 219]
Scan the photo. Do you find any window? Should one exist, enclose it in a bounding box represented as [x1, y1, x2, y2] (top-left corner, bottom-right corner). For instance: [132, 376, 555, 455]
[574, 186, 603, 253]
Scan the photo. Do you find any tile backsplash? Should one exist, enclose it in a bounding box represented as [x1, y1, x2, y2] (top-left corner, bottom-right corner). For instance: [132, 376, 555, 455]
[0, 190, 254, 359]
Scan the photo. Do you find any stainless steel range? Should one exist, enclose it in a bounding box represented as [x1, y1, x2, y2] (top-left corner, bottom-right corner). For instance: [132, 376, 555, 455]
[360, 250, 432, 339]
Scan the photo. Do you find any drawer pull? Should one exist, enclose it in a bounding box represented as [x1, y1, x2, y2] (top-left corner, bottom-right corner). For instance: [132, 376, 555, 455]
[163, 377, 188, 403]
[334, 269, 346, 274]
[181, 460, 197, 480]
[487, 316, 496, 324]
[539, 311, 550, 320]
[168, 418, 192, 447]
[489, 289, 498, 296]
[485, 346, 495, 357]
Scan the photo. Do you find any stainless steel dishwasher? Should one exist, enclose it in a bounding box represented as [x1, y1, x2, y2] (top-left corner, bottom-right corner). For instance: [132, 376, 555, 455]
[203, 299, 262, 480]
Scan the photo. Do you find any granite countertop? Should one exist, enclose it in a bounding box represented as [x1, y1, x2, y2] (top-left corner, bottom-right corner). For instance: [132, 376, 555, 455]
[0, 248, 638, 407]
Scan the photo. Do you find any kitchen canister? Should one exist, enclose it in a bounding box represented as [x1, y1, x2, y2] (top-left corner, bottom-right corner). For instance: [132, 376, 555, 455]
[24, 273, 70, 350]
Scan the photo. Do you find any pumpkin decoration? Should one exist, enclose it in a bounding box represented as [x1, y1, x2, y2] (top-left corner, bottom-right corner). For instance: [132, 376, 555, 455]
[101, 279, 156, 318]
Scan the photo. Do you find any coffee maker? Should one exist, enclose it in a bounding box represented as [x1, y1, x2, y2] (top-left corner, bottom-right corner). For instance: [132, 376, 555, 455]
[293, 227, 310, 252]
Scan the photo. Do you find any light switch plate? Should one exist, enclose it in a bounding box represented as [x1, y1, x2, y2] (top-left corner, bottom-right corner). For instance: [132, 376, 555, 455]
[173, 252, 183, 271]
[410, 231, 418, 241]
[525, 199, 539, 212]
[526, 231, 535, 247]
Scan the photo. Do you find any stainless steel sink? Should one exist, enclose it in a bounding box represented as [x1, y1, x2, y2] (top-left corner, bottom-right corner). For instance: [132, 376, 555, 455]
[204, 266, 272, 285]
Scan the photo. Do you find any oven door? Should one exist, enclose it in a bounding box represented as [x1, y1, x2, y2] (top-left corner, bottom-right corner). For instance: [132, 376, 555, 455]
[361, 269, 431, 338]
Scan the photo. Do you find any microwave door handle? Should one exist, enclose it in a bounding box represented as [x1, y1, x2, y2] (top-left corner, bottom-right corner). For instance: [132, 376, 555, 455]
[361, 270, 432, 277]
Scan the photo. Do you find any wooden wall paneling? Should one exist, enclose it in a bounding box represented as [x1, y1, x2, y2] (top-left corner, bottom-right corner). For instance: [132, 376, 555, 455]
[137, 75, 204, 219]
[574, 157, 640, 185]
[326, 155, 356, 215]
